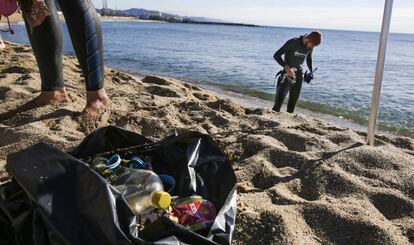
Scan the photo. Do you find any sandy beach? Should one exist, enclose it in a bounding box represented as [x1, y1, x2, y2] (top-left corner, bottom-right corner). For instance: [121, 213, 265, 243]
[1, 42, 414, 244]
[0, 12, 163, 24]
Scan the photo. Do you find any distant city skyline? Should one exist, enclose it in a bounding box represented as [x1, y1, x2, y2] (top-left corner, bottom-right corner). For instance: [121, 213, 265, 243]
[91, 0, 414, 34]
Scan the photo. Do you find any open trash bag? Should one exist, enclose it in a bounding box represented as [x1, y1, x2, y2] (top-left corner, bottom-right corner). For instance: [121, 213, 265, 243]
[0, 126, 237, 245]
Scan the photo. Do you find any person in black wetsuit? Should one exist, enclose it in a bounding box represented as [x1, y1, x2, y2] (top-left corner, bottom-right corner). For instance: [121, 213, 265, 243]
[20, 0, 109, 116]
[272, 31, 322, 113]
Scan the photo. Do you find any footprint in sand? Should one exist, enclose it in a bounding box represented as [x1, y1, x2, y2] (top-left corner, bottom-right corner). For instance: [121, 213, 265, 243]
[302, 205, 398, 244]
[1, 66, 33, 75]
[145, 85, 180, 98]
[371, 193, 414, 220]
[142, 76, 171, 86]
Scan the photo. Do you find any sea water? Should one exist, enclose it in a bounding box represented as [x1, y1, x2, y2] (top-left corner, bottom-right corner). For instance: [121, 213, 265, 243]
[3, 21, 413, 136]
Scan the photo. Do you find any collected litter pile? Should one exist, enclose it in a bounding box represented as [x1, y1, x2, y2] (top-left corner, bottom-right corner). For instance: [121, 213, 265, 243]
[0, 126, 237, 244]
[88, 153, 217, 234]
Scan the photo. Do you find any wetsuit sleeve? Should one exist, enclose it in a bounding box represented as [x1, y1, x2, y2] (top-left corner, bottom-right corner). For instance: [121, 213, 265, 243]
[306, 50, 313, 71]
[273, 39, 295, 67]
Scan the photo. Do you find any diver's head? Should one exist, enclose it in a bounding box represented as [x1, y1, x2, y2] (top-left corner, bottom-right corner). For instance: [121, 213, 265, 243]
[304, 31, 322, 49]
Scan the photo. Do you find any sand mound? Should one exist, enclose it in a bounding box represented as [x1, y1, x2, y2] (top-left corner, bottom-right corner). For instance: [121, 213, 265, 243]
[1, 42, 414, 244]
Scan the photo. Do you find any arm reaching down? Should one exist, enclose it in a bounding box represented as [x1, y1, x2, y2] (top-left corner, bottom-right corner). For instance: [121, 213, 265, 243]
[274, 39, 296, 77]
[306, 50, 313, 72]
[273, 39, 295, 67]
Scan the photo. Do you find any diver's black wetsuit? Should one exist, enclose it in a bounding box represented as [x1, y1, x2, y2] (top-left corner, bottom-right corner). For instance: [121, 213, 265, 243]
[273, 35, 313, 113]
[24, 0, 104, 91]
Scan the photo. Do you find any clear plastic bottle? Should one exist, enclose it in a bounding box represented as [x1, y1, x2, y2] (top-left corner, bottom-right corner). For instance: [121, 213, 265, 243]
[115, 168, 171, 215]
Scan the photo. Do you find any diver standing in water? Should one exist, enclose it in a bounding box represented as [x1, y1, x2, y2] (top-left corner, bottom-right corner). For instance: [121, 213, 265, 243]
[18, 0, 110, 117]
[272, 31, 322, 113]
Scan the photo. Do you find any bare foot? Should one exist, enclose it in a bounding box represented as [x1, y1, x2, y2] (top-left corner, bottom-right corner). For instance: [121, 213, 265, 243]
[84, 88, 111, 117]
[0, 88, 69, 121]
[37, 88, 70, 106]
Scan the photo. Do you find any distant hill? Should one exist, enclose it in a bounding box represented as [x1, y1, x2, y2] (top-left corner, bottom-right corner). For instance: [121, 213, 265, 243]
[97, 8, 226, 23]
[113, 8, 180, 19]
[96, 8, 258, 27]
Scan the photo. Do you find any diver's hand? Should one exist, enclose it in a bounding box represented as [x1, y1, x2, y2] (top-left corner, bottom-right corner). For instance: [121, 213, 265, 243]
[284, 65, 296, 78]
[304, 71, 314, 83]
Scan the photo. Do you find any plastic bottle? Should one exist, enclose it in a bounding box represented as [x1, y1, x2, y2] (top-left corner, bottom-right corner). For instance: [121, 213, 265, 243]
[115, 168, 171, 215]
[91, 154, 171, 215]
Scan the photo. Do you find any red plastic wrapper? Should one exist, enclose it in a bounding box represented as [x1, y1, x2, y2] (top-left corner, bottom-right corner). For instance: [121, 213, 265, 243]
[169, 196, 217, 231]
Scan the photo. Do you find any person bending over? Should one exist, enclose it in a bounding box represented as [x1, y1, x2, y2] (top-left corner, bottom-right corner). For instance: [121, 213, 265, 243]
[272, 31, 322, 113]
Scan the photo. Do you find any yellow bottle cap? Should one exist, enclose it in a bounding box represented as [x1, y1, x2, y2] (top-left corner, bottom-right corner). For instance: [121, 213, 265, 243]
[152, 191, 171, 209]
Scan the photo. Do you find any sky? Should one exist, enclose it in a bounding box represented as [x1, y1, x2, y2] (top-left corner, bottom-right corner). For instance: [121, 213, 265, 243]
[91, 0, 414, 34]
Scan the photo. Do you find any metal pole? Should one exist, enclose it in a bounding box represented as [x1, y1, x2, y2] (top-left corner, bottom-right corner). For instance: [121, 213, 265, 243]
[367, 0, 394, 146]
